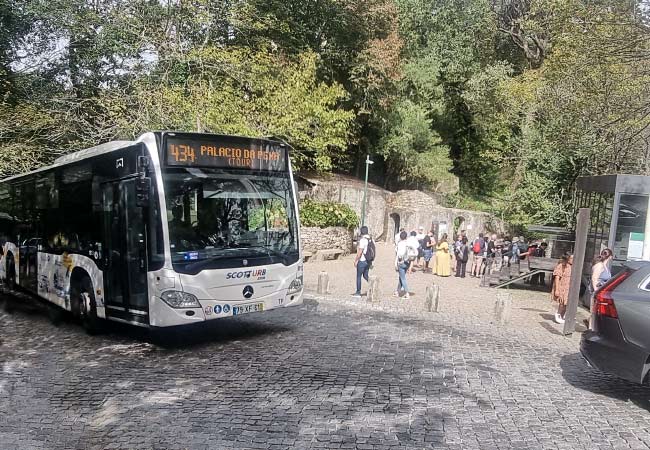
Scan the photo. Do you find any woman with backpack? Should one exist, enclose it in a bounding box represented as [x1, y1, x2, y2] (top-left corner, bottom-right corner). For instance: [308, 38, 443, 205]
[436, 233, 451, 277]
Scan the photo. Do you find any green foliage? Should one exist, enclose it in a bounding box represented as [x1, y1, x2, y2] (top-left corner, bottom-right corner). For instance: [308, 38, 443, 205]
[377, 99, 454, 191]
[299, 199, 359, 229]
[1, 0, 650, 233]
[249, 200, 289, 230]
[104, 48, 354, 172]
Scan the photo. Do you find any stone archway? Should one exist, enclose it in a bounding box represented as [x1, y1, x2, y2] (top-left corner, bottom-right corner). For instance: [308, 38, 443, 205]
[389, 213, 401, 242]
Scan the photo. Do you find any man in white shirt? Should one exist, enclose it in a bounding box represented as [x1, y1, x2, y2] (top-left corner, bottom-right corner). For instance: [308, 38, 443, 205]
[352, 226, 371, 298]
[394, 230, 410, 299]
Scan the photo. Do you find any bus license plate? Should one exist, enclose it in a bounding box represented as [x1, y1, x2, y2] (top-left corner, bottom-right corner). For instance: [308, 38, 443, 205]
[232, 303, 264, 316]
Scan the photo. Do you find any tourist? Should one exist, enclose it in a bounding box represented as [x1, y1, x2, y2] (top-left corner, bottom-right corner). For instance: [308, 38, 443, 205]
[591, 248, 613, 291]
[486, 234, 497, 273]
[589, 248, 614, 328]
[455, 236, 469, 278]
[492, 237, 504, 274]
[532, 242, 548, 285]
[517, 236, 528, 260]
[394, 230, 410, 299]
[470, 233, 486, 277]
[416, 226, 426, 268]
[407, 231, 420, 273]
[510, 236, 521, 267]
[422, 230, 435, 273]
[352, 226, 372, 298]
[430, 230, 438, 273]
[551, 253, 573, 324]
[502, 236, 513, 267]
[436, 233, 451, 277]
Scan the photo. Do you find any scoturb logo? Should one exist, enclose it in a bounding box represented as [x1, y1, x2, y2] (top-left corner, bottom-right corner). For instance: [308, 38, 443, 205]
[225, 269, 267, 280]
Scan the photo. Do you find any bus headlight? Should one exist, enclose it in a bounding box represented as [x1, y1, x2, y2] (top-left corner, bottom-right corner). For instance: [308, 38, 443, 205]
[288, 275, 303, 294]
[160, 291, 200, 308]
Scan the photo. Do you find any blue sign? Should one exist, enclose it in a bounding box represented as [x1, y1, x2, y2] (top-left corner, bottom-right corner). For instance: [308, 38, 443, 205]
[213, 305, 222, 314]
[223, 304, 231, 314]
[184, 251, 200, 261]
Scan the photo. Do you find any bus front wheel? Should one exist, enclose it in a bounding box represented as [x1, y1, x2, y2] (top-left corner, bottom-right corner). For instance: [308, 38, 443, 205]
[74, 277, 104, 335]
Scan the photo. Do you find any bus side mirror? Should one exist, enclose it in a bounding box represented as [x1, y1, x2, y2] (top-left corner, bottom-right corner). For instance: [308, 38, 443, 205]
[135, 178, 151, 207]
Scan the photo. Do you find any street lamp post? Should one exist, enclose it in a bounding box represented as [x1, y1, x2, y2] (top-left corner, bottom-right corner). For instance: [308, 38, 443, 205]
[360, 154, 374, 227]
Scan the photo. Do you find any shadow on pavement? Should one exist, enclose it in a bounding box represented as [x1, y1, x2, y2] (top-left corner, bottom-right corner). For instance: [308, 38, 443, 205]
[560, 353, 650, 411]
[539, 321, 563, 336]
[1, 289, 293, 350]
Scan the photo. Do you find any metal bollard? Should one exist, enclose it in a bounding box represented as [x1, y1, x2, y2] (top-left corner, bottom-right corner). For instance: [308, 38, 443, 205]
[367, 275, 380, 302]
[425, 284, 440, 312]
[494, 291, 512, 325]
[317, 271, 329, 295]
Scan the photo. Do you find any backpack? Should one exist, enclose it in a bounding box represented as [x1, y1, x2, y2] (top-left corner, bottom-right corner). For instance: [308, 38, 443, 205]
[472, 239, 481, 254]
[365, 238, 376, 263]
[407, 244, 418, 261]
[461, 245, 469, 263]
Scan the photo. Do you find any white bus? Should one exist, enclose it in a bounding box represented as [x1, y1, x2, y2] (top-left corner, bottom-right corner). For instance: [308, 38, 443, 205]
[0, 132, 303, 332]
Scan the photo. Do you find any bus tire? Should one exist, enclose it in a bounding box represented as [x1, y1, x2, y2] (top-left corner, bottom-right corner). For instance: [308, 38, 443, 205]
[5, 253, 16, 291]
[74, 277, 104, 335]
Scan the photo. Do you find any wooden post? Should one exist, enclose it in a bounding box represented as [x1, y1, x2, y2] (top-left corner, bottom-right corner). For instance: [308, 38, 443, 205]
[317, 271, 329, 295]
[425, 284, 440, 312]
[367, 275, 380, 302]
[494, 291, 512, 325]
[563, 208, 590, 335]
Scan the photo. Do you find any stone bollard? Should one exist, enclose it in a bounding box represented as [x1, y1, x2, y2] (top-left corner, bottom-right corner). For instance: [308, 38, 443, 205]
[494, 291, 512, 325]
[367, 275, 380, 303]
[425, 284, 441, 313]
[317, 271, 329, 295]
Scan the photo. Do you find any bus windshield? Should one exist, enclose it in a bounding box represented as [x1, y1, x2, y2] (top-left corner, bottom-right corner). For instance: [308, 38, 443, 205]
[163, 168, 299, 267]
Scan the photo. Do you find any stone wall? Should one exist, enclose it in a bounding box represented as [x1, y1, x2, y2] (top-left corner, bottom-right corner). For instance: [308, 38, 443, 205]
[298, 174, 388, 240]
[300, 226, 353, 254]
[385, 190, 506, 242]
[297, 174, 507, 242]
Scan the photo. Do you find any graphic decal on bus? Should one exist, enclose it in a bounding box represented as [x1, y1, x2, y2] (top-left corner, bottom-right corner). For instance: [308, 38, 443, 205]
[37, 252, 105, 318]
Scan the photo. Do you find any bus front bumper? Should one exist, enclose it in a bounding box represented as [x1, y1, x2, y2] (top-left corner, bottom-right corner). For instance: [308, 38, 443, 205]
[148, 290, 304, 328]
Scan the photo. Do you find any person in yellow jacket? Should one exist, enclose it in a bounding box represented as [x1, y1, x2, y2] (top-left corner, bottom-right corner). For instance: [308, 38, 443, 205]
[436, 234, 451, 277]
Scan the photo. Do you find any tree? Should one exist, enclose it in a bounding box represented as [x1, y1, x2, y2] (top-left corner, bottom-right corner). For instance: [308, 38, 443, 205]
[103, 48, 354, 172]
[377, 99, 454, 191]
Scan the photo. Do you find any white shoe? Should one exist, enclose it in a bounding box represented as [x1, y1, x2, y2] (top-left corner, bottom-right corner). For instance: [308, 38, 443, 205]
[403, 293, 410, 299]
[554, 314, 565, 324]
[393, 291, 400, 297]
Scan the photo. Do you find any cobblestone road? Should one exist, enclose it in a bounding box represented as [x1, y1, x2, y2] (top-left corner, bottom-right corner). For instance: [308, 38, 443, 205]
[2, 257, 650, 449]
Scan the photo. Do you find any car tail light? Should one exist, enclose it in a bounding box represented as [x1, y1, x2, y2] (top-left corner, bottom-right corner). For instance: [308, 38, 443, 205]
[594, 269, 634, 318]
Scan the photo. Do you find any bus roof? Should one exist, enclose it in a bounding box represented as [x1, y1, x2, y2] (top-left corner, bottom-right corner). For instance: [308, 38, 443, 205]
[0, 131, 291, 184]
[1, 139, 136, 183]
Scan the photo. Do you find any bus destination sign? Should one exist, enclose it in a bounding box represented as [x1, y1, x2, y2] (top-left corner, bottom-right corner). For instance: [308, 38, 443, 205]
[165, 136, 286, 171]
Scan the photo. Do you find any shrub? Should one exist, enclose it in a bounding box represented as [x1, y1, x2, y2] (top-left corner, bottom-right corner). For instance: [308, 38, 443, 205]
[300, 199, 358, 229]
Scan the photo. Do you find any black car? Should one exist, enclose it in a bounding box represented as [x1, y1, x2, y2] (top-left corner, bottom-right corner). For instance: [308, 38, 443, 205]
[581, 261, 650, 384]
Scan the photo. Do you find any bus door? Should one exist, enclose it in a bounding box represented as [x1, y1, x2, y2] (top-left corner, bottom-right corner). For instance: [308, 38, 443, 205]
[18, 237, 39, 292]
[102, 178, 149, 324]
